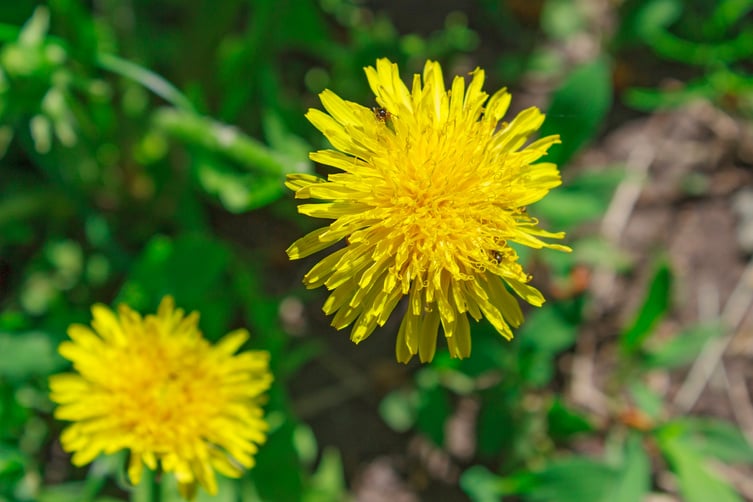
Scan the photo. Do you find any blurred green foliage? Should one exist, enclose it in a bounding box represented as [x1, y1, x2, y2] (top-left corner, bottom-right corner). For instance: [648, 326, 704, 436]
[1, 0, 752, 501]
[618, 0, 753, 113]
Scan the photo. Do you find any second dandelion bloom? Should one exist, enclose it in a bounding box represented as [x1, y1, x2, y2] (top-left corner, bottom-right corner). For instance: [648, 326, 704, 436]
[49, 297, 273, 500]
[288, 58, 570, 363]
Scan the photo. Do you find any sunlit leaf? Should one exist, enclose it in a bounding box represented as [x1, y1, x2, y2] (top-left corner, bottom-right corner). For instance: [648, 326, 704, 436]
[572, 237, 633, 271]
[519, 307, 577, 354]
[625, 80, 716, 111]
[658, 426, 743, 502]
[532, 166, 626, 229]
[611, 434, 651, 502]
[628, 380, 665, 420]
[642, 323, 724, 369]
[379, 389, 418, 433]
[293, 424, 318, 466]
[524, 457, 619, 502]
[304, 447, 347, 502]
[670, 418, 753, 464]
[532, 189, 607, 228]
[518, 307, 577, 387]
[541, 0, 586, 40]
[19, 6, 50, 46]
[195, 154, 283, 213]
[460, 465, 526, 502]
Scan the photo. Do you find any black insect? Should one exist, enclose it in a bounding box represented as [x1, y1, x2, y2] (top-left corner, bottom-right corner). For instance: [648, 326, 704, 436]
[373, 106, 391, 122]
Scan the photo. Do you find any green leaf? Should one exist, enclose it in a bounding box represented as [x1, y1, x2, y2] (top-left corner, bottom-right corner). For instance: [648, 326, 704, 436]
[620, 259, 673, 353]
[628, 380, 665, 420]
[707, 0, 753, 36]
[379, 388, 418, 433]
[643, 323, 724, 369]
[616, 0, 682, 44]
[117, 234, 233, 337]
[675, 418, 753, 464]
[292, 424, 318, 466]
[0, 444, 25, 483]
[526, 457, 618, 502]
[541, 0, 586, 40]
[611, 434, 651, 502]
[230, 258, 287, 366]
[571, 237, 633, 272]
[19, 6, 50, 46]
[194, 153, 284, 212]
[250, 387, 304, 502]
[531, 167, 625, 229]
[624, 80, 716, 111]
[0, 331, 62, 380]
[416, 372, 451, 446]
[520, 349, 558, 388]
[519, 307, 577, 353]
[518, 307, 577, 387]
[303, 447, 347, 502]
[547, 398, 593, 441]
[262, 110, 312, 175]
[658, 426, 743, 502]
[460, 465, 523, 502]
[37, 482, 92, 502]
[465, 457, 620, 501]
[154, 108, 297, 211]
[531, 189, 607, 229]
[539, 57, 613, 167]
[475, 386, 522, 458]
[450, 323, 510, 377]
[650, 28, 753, 66]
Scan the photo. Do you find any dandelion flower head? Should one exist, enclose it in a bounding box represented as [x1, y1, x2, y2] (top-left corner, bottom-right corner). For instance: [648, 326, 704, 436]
[287, 58, 570, 363]
[49, 296, 273, 499]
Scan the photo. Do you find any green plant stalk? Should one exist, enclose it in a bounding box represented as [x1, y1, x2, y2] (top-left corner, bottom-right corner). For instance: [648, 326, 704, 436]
[153, 108, 285, 178]
[130, 467, 158, 502]
[95, 53, 195, 112]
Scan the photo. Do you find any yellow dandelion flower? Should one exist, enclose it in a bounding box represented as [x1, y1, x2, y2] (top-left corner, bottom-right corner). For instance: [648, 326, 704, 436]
[287, 58, 571, 363]
[49, 296, 273, 500]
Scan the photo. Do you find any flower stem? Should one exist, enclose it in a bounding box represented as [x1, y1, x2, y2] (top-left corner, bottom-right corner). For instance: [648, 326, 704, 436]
[153, 107, 285, 178]
[130, 468, 159, 502]
[95, 53, 195, 113]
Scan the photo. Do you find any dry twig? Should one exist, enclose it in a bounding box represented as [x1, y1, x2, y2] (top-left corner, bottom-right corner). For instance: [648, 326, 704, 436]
[674, 259, 753, 411]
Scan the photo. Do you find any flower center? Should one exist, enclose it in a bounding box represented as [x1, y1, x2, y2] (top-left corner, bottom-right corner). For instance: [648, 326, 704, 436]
[371, 125, 500, 279]
[105, 333, 217, 449]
